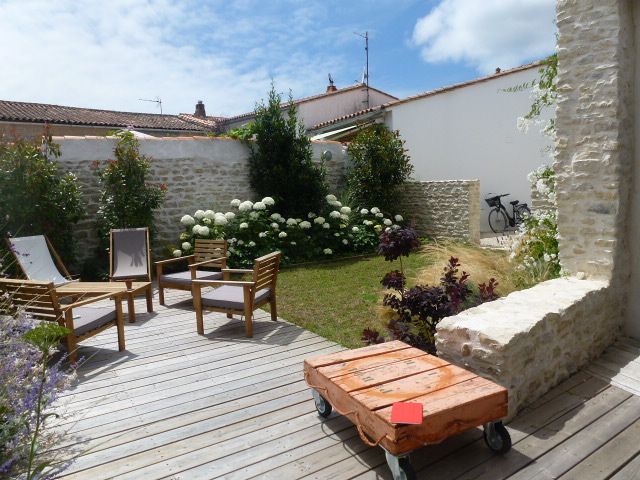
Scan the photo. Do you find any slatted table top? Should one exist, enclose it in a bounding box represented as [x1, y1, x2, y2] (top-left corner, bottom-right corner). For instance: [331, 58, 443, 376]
[304, 340, 508, 455]
[57, 281, 151, 296]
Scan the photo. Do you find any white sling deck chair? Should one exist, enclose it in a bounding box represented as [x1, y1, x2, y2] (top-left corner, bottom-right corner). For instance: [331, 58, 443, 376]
[7, 235, 74, 286]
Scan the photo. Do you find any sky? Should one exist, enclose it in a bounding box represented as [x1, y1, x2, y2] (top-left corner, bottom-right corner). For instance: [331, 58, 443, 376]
[0, 0, 557, 117]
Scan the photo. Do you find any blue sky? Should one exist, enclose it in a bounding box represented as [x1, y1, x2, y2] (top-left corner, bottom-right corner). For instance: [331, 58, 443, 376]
[0, 0, 556, 117]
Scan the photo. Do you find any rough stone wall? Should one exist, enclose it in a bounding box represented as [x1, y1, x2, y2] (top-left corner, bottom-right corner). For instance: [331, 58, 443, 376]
[54, 136, 348, 264]
[436, 278, 616, 417]
[398, 180, 480, 244]
[555, 0, 634, 281]
[530, 186, 554, 212]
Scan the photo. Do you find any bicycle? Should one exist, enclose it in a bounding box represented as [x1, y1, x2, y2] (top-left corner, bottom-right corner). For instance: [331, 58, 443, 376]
[485, 193, 531, 233]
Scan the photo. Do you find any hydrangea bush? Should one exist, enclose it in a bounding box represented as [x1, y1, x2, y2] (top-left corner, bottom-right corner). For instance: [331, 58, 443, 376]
[173, 194, 406, 265]
[510, 165, 560, 285]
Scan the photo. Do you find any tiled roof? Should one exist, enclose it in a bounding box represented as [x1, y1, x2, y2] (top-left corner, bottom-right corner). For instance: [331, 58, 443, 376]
[309, 61, 545, 131]
[222, 84, 398, 124]
[178, 113, 225, 130]
[0, 100, 215, 131]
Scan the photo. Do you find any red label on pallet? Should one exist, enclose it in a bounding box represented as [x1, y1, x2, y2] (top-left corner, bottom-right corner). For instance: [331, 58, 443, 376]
[390, 402, 424, 424]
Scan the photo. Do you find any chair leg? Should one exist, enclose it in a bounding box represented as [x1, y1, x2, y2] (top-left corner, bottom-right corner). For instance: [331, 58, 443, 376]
[244, 303, 254, 337]
[227, 313, 233, 319]
[115, 298, 126, 352]
[270, 294, 278, 322]
[66, 335, 78, 364]
[159, 285, 165, 306]
[146, 285, 154, 312]
[193, 284, 205, 335]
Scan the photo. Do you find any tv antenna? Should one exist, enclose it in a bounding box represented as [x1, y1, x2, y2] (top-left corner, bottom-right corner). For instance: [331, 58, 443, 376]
[138, 96, 163, 114]
[354, 31, 369, 108]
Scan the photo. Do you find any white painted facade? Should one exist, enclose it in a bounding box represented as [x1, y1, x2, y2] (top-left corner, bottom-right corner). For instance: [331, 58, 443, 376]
[384, 67, 553, 232]
[223, 85, 396, 132]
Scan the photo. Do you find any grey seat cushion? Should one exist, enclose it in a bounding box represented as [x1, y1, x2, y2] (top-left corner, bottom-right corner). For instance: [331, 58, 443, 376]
[73, 307, 117, 336]
[161, 270, 223, 286]
[201, 285, 271, 310]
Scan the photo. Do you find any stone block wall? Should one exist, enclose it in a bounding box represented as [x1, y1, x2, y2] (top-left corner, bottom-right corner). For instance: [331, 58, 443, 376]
[398, 180, 480, 244]
[530, 186, 554, 213]
[54, 136, 348, 263]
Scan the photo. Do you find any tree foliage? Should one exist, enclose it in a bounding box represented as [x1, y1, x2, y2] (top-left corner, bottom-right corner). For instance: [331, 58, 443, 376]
[346, 125, 413, 209]
[246, 85, 327, 217]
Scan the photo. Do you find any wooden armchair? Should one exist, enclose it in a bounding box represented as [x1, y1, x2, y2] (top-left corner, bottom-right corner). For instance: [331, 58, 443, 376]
[6, 235, 76, 285]
[155, 239, 228, 305]
[0, 278, 125, 363]
[192, 251, 281, 337]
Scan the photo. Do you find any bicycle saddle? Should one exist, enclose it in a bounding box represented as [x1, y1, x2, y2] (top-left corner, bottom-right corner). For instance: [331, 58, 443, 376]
[510, 200, 519, 205]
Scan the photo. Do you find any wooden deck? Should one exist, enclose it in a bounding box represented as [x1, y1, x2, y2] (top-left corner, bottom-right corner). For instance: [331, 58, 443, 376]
[50, 290, 640, 479]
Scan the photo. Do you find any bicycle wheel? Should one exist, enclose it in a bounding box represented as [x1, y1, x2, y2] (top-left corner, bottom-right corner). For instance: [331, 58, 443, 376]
[515, 205, 532, 225]
[488, 208, 509, 233]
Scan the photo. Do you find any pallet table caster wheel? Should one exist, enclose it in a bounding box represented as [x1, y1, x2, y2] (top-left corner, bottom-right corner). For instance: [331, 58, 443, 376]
[483, 421, 511, 454]
[312, 389, 332, 418]
[385, 450, 416, 480]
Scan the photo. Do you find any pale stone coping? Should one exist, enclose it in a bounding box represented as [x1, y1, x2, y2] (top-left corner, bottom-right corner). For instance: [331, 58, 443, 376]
[51, 135, 343, 145]
[435, 276, 616, 418]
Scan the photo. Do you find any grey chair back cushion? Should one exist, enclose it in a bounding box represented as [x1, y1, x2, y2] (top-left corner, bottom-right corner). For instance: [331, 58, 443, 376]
[161, 270, 222, 286]
[201, 285, 271, 310]
[72, 306, 117, 336]
[112, 229, 149, 280]
[8, 235, 69, 286]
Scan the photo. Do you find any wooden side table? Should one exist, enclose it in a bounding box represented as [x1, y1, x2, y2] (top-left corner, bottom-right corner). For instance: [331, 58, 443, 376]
[304, 341, 510, 480]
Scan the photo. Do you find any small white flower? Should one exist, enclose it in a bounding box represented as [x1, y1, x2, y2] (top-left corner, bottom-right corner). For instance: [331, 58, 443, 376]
[334, 232, 340, 237]
[249, 211, 259, 219]
[229, 238, 237, 244]
[308, 212, 317, 219]
[239, 201, 253, 212]
[286, 218, 298, 225]
[214, 215, 228, 226]
[340, 214, 349, 221]
[323, 248, 333, 255]
[371, 207, 380, 214]
[204, 210, 216, 219]
[394, 214, 403, 222]
[172, 249, 182, 257]
[181, 241, 191, 250]
[314, 217, 326, 224]
[253, 201, 266, 210]
[376, 212, 384, 218]
[271, 213, 282, 221]
[202, 218, 212, 225]
[262, 196, 275, 206]
[290, 241, 297, 245]
[194, 210, 205, 220]
[543, 253, 551, 262]
[248, 241, 256, 247]
[323, 223, 330, 229]
[352, 226, 359, 233]
[326, 194, 337, 202]
[360, 208, 369, 215]
[180, 215, 195, 226]
[239, 222, 249, 229]
[299, 221, 311, 229]
[259, 232, 267, 238]
[229, 246, 236, 253]
[363, 220, 373, 226]
[279, 231, 287, 238]
[340, 206, 351, 215]
[225, 211, 236, 220]
[342, 239, 348, 245]
[237, 240, 244, 246]
[230, 199, 241, 207]
[271, 222, 279, 229]
[330, 210, 341, 218]
[385, 227, 391, 232]
[383, 219, 392, 226]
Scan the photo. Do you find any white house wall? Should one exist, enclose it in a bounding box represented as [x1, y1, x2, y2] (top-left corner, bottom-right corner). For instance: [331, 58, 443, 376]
[385, 68, 553, 233]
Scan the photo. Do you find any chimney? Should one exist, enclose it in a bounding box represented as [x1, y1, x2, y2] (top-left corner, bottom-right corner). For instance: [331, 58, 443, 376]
[326, 73, 337, 92]
[194, 100, 206, 118]
[495, 67, 501, 74]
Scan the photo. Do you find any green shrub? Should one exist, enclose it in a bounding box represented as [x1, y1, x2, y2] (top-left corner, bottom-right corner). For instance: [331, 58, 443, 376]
[0, 135, 84, 265]
[246, 85, 327, 217]
[346, 125, 413, 208]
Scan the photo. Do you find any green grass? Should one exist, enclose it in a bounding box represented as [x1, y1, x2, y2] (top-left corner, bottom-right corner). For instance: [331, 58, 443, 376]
[267, 254, 426, 348]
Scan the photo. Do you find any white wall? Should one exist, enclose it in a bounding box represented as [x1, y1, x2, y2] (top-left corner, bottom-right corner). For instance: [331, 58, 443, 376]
[385, 67, 553, 232]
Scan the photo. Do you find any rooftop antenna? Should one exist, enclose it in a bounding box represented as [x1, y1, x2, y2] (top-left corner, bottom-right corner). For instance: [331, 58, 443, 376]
[138, 96, 163, 114]
[354, 31, 369, 108]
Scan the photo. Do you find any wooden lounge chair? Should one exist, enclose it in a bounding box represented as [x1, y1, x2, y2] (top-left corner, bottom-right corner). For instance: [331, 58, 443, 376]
[192, 251, 281, 337]
[6, 235, 75, 286]
[109, 228, 154, 315]
[155, 239, 228, 305]
[0, 278, 125, 363]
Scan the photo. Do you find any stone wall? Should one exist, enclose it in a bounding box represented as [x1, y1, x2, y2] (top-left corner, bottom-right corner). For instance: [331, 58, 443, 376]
[54, 136, 348, 263]
[530, 186, 554, 212]
[398, 180, 480, 244]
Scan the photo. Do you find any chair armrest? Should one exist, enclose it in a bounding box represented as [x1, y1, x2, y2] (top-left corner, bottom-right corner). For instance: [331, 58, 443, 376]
[60, 291, 123, 310]
[222, 268, 254, 274]
[188, 257, 229, 270]
[192, 279, 255, 287]
[155, 255, 194, 266]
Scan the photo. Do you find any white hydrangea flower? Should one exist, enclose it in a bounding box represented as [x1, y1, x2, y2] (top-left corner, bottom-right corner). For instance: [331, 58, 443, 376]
[326, 194, 337, 202]
[270, 213, 282, 221]
[290, 241, 297, 245]
[340, 206, 351, 215]
[543, 253, 551, 262]
[225, 211, 236, 220]
[204, 210, 216, 219]
[330, 210, 341, 218]
[229, 238, 237, 244]
[383, 219, 392, 226]
[248, 241, 256, 247]
[376, 212, 384, 218]
[194, 210, 205, 220]
[237, 240, 244, 246]
[172, 249, 182, 257]
[202, 218, 212, 225]
[392, 224, 399, 229]
[229, 246, 236, 253]
[249, 211, 259, 219]
[299, 221, 311, 229]
[340, 214, 349, 221]
[238, 201, 253, 212]
[179, 232, 190, 241]
[371, 207, 380, 214]
[394, 214, 403, 222]
[181, 241, 192, 250]
[363, 220, 373, 226]
[286, 218, 298, 225]
[360, 208, 369, 215]
[323, 223, 330, 229]
[334, 232, 340, 237]
[279, 231, 287, 238]
[253, 201, 266, 210]
[180, 215, 195, 226]
[262, 196, 275, 206]
[314, 217, 325, 224]
[192, 225, 201, 235]
[271, 222, 279, 229]
[374, 225, 383, 232]
[199, 226, 210, 236]
[323, 248, 333, 255]
[239, 222, 249, 229]
[259, 232, 267, 238]
[352, 226, 359, 233]
[230, 199, 241, 207]
[214, 215, 228, 226]
[308, 212, 317, 219]
[342, 239, 348, 245]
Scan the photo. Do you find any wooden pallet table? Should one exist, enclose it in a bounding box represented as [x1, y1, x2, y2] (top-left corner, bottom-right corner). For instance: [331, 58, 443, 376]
[304, 340, 510, 480]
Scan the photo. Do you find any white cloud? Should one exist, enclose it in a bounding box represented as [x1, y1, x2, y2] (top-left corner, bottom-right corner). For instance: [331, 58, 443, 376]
[412, 0, 556, 74]
[0, 0, 349, 116]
